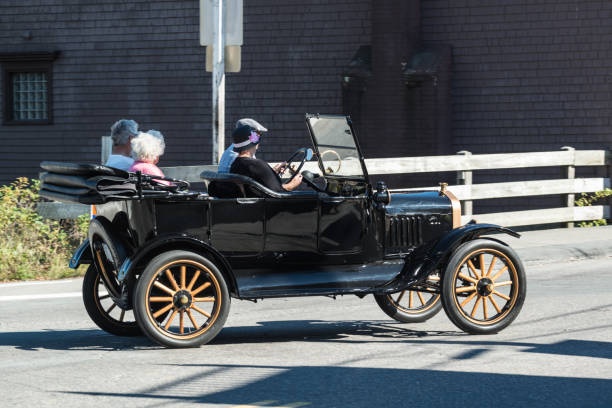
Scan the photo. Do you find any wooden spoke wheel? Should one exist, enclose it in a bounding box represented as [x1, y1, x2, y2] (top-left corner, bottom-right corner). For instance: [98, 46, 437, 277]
[374, 275, 442, 323]
[441, 239, 526, 334]
[134, 250, 230, 348]
[82, 265, 141, 336]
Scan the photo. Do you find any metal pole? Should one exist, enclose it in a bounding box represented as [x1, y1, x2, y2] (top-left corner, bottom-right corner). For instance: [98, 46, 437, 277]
[212, 0, 225, 164]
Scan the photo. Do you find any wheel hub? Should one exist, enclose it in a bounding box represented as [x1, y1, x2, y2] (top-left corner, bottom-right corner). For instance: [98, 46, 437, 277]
[477, 277, 494, 296]
[173, 290, 193, 310]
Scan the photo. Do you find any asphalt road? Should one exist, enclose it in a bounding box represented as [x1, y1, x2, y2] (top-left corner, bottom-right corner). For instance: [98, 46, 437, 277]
[1, 258, 611, 408]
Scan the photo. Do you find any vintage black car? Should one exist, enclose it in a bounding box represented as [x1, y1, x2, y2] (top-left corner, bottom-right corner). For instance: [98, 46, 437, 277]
[40, 114, 526, 348]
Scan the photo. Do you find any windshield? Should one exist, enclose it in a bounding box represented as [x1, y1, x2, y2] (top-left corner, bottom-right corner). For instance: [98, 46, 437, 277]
[306, 115, 366, 179]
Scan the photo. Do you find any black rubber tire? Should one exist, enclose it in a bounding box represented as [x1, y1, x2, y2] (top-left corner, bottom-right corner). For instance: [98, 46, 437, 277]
[374, 287, 442, 323]
[133, 250, 230, 348]
[441, 239, 526, 334]
[82, 265, 141, 336]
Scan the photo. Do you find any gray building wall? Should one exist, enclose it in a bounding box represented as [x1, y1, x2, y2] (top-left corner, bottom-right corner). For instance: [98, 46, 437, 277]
[1, 0, 611, 203]
[0, 0, 370, 184]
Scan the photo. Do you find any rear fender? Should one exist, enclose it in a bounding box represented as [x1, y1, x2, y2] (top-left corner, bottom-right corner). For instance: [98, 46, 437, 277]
[378, 224, 519, 293]
[117, 234, 237, 295]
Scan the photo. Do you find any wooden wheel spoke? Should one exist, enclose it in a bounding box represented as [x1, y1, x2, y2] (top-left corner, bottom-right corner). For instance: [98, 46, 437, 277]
[153, 302, 174, 319]
[456, 285, 476, 293]
[417, 291, 426, 306]
[119, 310, 125, 322]
[486, 256, 498, 277]
[458, 273, 478, 285]
[180, 266, 186, 290]
[490, 296, 502, 314]
[490, 266, 508, 282]
[154, 281, 176, 296]
[179, 311, 185, 334]
[164, 309, 178, 329]
[186, 310, 200, 330]
[106, 303, 116, 314]
[467, 260, 480, 278]
[479, 254, 486, 278]
[396, 290, 406, 304]
[483, 296, 488, 320]
[193, 297, 215, 302]
[150, 296, 173, 302]
[99, 294, 110, 300]
[460, 291, 477, 308]
[471, 296, 482, 318]
[409, 290, 414, 308]
[494, 280, 513, 288]
[191, 304, 211, 319]
[493, 290, 510, 301]
[191, 282, 211, 296]
[165, 269, 180, 291]
[187, 270, 201, 291]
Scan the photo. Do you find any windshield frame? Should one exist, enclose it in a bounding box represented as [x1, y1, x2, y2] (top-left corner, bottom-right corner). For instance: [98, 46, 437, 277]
[304, 113, 370, 184]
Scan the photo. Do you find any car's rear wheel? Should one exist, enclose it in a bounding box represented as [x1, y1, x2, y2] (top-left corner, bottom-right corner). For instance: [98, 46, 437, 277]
[82, 265, 141, 336]
[134, 250, 230, 348]
[441, 239, 526, 334]
[374, 275, 442, 323]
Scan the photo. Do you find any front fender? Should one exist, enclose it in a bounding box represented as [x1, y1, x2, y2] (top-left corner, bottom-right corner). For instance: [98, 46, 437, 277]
[69, 239, 92, 269]
[117, 234, 237, 294]
[378, 223, 519, 293]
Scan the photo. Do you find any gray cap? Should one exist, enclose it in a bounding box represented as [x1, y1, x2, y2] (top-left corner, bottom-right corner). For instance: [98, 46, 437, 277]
[110, 119, 138, 146]
[235, 118, 268, 132]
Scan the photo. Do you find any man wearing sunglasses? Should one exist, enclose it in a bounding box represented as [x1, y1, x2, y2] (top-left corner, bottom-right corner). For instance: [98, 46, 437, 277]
[229, 124, 302, 192]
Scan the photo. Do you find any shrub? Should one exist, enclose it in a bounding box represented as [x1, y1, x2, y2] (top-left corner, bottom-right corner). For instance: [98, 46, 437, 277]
[0, 177, 89, 281]
[575, 188, 612, 227]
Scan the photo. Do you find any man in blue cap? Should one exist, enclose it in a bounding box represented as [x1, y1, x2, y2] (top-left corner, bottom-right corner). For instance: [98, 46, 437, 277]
[218, 118, 268, 173]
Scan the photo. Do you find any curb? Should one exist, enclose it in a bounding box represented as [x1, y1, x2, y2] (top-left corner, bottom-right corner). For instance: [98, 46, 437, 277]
[516, 240, 612, 266]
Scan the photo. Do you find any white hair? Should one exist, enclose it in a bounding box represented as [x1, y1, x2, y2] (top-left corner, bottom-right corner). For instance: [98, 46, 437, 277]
[131, 132, 165, 162]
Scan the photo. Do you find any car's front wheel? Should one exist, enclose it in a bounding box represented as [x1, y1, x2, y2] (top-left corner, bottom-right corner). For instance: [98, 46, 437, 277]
[441, 239, 526, 334]
[133, 250, 230, 348]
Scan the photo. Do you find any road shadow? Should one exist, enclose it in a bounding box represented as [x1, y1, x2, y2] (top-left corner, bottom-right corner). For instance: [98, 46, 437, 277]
[65, 363, 612, 407]
[2, 320, 611, 360]
[0, 329, 155, 351]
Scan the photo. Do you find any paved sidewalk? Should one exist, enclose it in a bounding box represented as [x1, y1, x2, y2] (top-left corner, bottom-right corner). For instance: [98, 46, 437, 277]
[494, 225, 612, 265]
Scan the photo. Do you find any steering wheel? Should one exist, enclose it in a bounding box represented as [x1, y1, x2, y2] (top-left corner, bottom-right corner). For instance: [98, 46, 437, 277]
[320, 149, 342, 174]
[283, 147, 314, 183]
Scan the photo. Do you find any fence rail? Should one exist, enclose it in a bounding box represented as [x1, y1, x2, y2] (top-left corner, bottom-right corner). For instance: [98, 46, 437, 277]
[38, 145, 611, 228]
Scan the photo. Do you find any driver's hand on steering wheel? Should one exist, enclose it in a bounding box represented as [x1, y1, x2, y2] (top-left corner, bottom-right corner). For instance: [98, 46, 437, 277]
[273, 162, 288, 174]
[282, 173, 303, 191]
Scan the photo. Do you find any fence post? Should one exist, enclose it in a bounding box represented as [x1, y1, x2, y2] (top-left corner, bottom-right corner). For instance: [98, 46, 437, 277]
[101, 136, 112, 164]
[456, 150, 472, 219]
[561, 146, 575, 228]
[604, 150, 612, 221]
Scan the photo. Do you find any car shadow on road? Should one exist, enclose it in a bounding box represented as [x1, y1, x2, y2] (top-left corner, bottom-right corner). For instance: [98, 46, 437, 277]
[214, 319, 464, 344]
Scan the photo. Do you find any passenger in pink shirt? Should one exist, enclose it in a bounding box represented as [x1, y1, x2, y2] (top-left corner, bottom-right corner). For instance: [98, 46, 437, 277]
[128, 131, 170, 185]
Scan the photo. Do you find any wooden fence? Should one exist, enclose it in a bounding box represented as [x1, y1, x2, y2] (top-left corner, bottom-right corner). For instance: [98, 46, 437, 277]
[38, 143, 611, 228]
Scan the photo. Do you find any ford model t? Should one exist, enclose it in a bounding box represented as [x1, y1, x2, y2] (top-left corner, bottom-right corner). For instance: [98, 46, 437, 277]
[40, 114, 526, 348]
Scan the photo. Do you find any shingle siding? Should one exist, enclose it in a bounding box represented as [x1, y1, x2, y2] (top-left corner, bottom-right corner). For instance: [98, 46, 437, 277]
[0, 0, 610, 216]
[0, 0, 370, 183]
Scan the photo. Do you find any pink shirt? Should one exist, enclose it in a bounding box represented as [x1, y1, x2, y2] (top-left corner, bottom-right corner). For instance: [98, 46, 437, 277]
[128, 161, 170, 185]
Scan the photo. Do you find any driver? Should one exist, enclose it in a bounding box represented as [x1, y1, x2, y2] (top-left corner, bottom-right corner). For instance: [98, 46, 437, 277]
[229, 125, 303, 192]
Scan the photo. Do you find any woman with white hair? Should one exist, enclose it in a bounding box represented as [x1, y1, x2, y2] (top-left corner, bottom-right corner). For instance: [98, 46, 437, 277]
[128, 131, 169, 185]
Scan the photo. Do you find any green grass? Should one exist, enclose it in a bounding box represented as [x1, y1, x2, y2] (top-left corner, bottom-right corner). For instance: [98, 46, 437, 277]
[0, 177, 90, 281]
